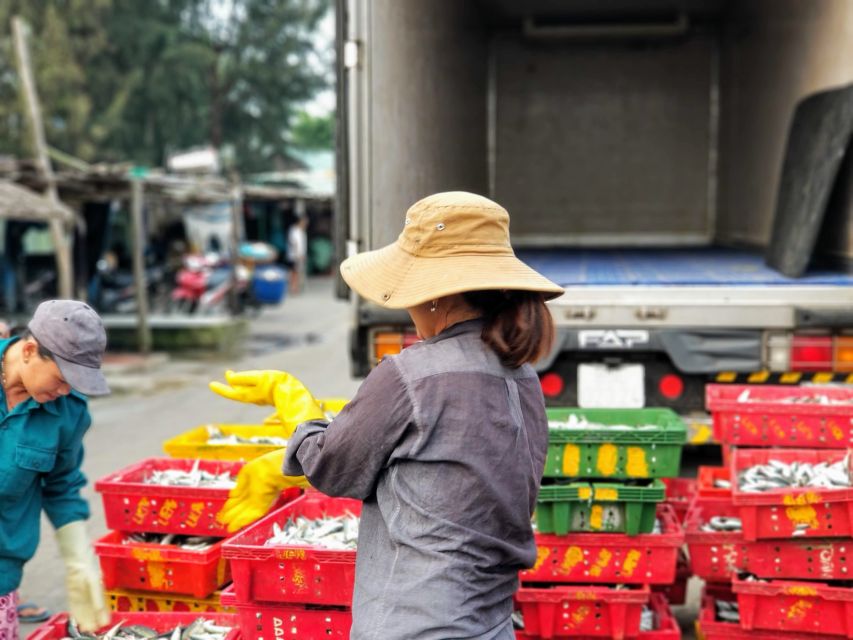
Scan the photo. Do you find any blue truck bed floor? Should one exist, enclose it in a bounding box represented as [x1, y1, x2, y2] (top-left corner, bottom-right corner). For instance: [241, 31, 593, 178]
[516, 247, 853, 287]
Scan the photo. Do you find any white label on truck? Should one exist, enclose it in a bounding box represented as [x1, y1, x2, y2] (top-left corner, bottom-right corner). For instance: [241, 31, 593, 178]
[578, 330, 650, 349]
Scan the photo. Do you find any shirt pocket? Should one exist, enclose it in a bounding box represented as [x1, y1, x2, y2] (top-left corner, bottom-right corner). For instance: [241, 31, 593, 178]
[0, 445, 57, 498]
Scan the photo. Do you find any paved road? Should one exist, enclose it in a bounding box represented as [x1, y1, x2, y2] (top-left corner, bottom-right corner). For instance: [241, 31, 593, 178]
[19, 276, 702, 637]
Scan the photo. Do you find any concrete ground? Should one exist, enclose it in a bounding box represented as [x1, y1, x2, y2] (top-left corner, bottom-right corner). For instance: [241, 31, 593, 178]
[19, 276, 703, 637]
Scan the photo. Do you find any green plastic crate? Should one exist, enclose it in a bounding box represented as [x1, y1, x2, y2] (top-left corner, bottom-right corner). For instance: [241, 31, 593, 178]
[535, 480, 666, 536]
[544, 408, 687, 480]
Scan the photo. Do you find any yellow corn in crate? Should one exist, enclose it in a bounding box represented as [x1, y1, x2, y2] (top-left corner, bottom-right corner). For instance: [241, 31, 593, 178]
[162, 424, 291, 461]
[107, 588, 234, 613]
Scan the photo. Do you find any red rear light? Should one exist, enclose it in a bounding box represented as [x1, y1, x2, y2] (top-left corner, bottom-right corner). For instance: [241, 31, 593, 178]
[791, 335, 833, 371]
[658, 374, 684, 399]
[540, 372, 565, 398]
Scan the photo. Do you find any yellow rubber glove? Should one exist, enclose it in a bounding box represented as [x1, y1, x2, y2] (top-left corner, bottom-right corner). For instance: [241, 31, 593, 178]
[210, 370, 326, 436]
[56, 521, 110, 632]
[218, 448, 311, 533]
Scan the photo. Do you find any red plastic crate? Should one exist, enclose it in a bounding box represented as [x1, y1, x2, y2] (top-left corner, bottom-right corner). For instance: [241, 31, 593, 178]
[731, 448, 853, 540]
[516, 594, 679, 640]
[26, 612, 240, 640]
[95, 458, 300, 536]
[707, 384, 853, 448]
[697, 466, 732, 499]
[733, 576, 853, 638]
[651, 549, 690, 605]
[522, 504, 683, 585]
[662, 477, 696, 522]
[223, 492, 361, 606]
[220, 584, 351, 638]
[686, 500, 853, 581]
[515, 584, 650, 640]
[696, 592, 838, 640]
[95, 531, 230, 598]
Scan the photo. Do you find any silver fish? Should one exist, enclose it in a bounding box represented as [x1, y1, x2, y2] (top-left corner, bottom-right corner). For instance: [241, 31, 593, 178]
[144, 460, 235, 489]
[122, 532, 219, 551]
[64, 618, 231, 640]
[639, 606, 656, 632]
[701, 516, 743, 532]
[204, 424, 288, 447]
[738, 455, 850, 492]
[265, 513, 360, 549]
[548, 415, 659, 431]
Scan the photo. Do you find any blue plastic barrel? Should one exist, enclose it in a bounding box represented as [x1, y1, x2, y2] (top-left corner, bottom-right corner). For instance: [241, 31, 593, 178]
[252, 265, 288, 304]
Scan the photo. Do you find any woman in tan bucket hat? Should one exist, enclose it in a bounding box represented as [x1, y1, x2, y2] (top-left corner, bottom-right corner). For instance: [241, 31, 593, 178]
[212, 191, 564, 639]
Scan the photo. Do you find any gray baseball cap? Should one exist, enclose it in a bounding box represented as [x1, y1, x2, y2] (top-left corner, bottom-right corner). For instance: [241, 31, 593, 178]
[28, 299, 110, 396]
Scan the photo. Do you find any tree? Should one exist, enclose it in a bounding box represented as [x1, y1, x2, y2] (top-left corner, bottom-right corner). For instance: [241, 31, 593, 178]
[0, 0, 332, 173]
[290, 110, 333, 150]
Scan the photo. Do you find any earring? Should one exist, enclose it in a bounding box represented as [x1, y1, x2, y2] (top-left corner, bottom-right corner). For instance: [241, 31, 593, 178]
[430, 300, 437, 313]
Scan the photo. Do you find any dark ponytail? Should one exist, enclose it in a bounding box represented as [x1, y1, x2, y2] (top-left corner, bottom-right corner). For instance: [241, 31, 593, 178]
[462, 290, 555, 369]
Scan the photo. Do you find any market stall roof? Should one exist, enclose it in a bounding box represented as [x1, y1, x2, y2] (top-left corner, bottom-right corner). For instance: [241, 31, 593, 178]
[0, 179, 74, 224]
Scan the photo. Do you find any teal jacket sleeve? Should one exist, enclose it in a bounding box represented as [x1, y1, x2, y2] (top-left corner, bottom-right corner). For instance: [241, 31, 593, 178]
[42, 407, 91, 529]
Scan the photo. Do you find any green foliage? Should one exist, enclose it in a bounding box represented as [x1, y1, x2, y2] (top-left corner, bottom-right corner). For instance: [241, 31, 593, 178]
[291, 110, 333, 150]
[0, 0, 332, 173]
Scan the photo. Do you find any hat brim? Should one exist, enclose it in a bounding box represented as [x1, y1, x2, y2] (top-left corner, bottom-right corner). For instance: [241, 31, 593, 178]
[54, 353, 110, 397]
[340, 242, 565, 309]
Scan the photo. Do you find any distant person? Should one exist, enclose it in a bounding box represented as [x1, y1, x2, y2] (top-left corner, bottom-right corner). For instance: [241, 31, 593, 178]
[0, 301, 111, 637]
[288, 215, 308, 295]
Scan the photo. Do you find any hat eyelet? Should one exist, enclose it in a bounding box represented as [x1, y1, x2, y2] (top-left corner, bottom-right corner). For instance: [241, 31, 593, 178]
[382, 293, 390, 300]
[436, 223, 445, 231]
[405, 218, 412, 225]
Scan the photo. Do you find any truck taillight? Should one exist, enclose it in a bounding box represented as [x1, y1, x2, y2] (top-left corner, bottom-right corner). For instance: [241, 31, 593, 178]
[790, 335, 833, 371]
[372, 331, 420, 365]
[834, 337, 853, 372]
[539, 372, 565, 398]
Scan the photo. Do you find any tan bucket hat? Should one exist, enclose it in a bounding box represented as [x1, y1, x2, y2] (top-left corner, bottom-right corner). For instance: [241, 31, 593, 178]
[340, 191, 564, 309]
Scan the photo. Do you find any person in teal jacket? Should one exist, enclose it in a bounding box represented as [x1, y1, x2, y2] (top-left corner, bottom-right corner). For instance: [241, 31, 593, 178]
[0, 300, 111, 637]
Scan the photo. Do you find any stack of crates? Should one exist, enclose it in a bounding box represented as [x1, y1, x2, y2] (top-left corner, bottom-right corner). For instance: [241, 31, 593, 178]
[691, 384, 853, 639]
[93, 457, 298, 613]
[515, 408, 687, 640]
[222, 492, 357, 638]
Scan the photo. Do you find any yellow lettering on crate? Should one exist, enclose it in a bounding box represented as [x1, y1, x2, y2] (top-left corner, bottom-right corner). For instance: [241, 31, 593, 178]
[781, 372, 803, 384]
[562, 444, 580, 477]
[589, 505, 604, 530]
[131, 548, 163, 562]
[589, 549, 613, 577]
[717, 372, 737, 383]
[147, 562, 166, 589]
[622, 549, 641, 577]
[794, 422, 814, 440]
[785, 586, 818, 596]
[185, 501, 206, 528]
[594, 488, 618, 501]
[577, 487, 592, 500]
[742, 418, 759, 436]
[291, 567, 307, 591]
[786, 599, 813, 622]
[276, 548, 307, 561]
[574, 591, 596, 600]
[626, 447, 649, 477]
[532, 547, 550, 573]
[157, 499, 178, 526]
[783, 493, 821, 530]
[570, 605, 591, 627]
[132, 497, 151, 526]
[690, 423, 712, 445]
[596, 444, 618, 476]
[770, 418, 786, 440]
[560, 546, 584, 575]
[813, 372, 835, 384]
[829, 421, 845, 441]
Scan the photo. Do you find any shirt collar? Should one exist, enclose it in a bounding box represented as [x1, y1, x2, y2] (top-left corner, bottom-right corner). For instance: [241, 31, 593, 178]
[0, 337, 61, 416]
[425, 318, 484, 344]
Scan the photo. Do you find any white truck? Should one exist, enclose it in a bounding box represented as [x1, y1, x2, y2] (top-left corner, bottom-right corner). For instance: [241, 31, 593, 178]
[335, 0, 853, 438]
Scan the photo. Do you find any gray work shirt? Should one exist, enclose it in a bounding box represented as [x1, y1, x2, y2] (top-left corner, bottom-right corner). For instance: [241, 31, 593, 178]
[284, 319, 549, 639]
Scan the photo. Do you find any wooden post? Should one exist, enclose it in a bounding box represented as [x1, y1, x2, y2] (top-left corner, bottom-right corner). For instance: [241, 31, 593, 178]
[229, 185, 244, 315]
[130, 180, 151, 353]
[12, 16, 73, 298]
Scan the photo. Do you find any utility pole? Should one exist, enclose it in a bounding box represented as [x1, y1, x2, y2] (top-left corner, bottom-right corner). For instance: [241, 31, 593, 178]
[12, 16, 73, 298]
[130, 181, 151, 353]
